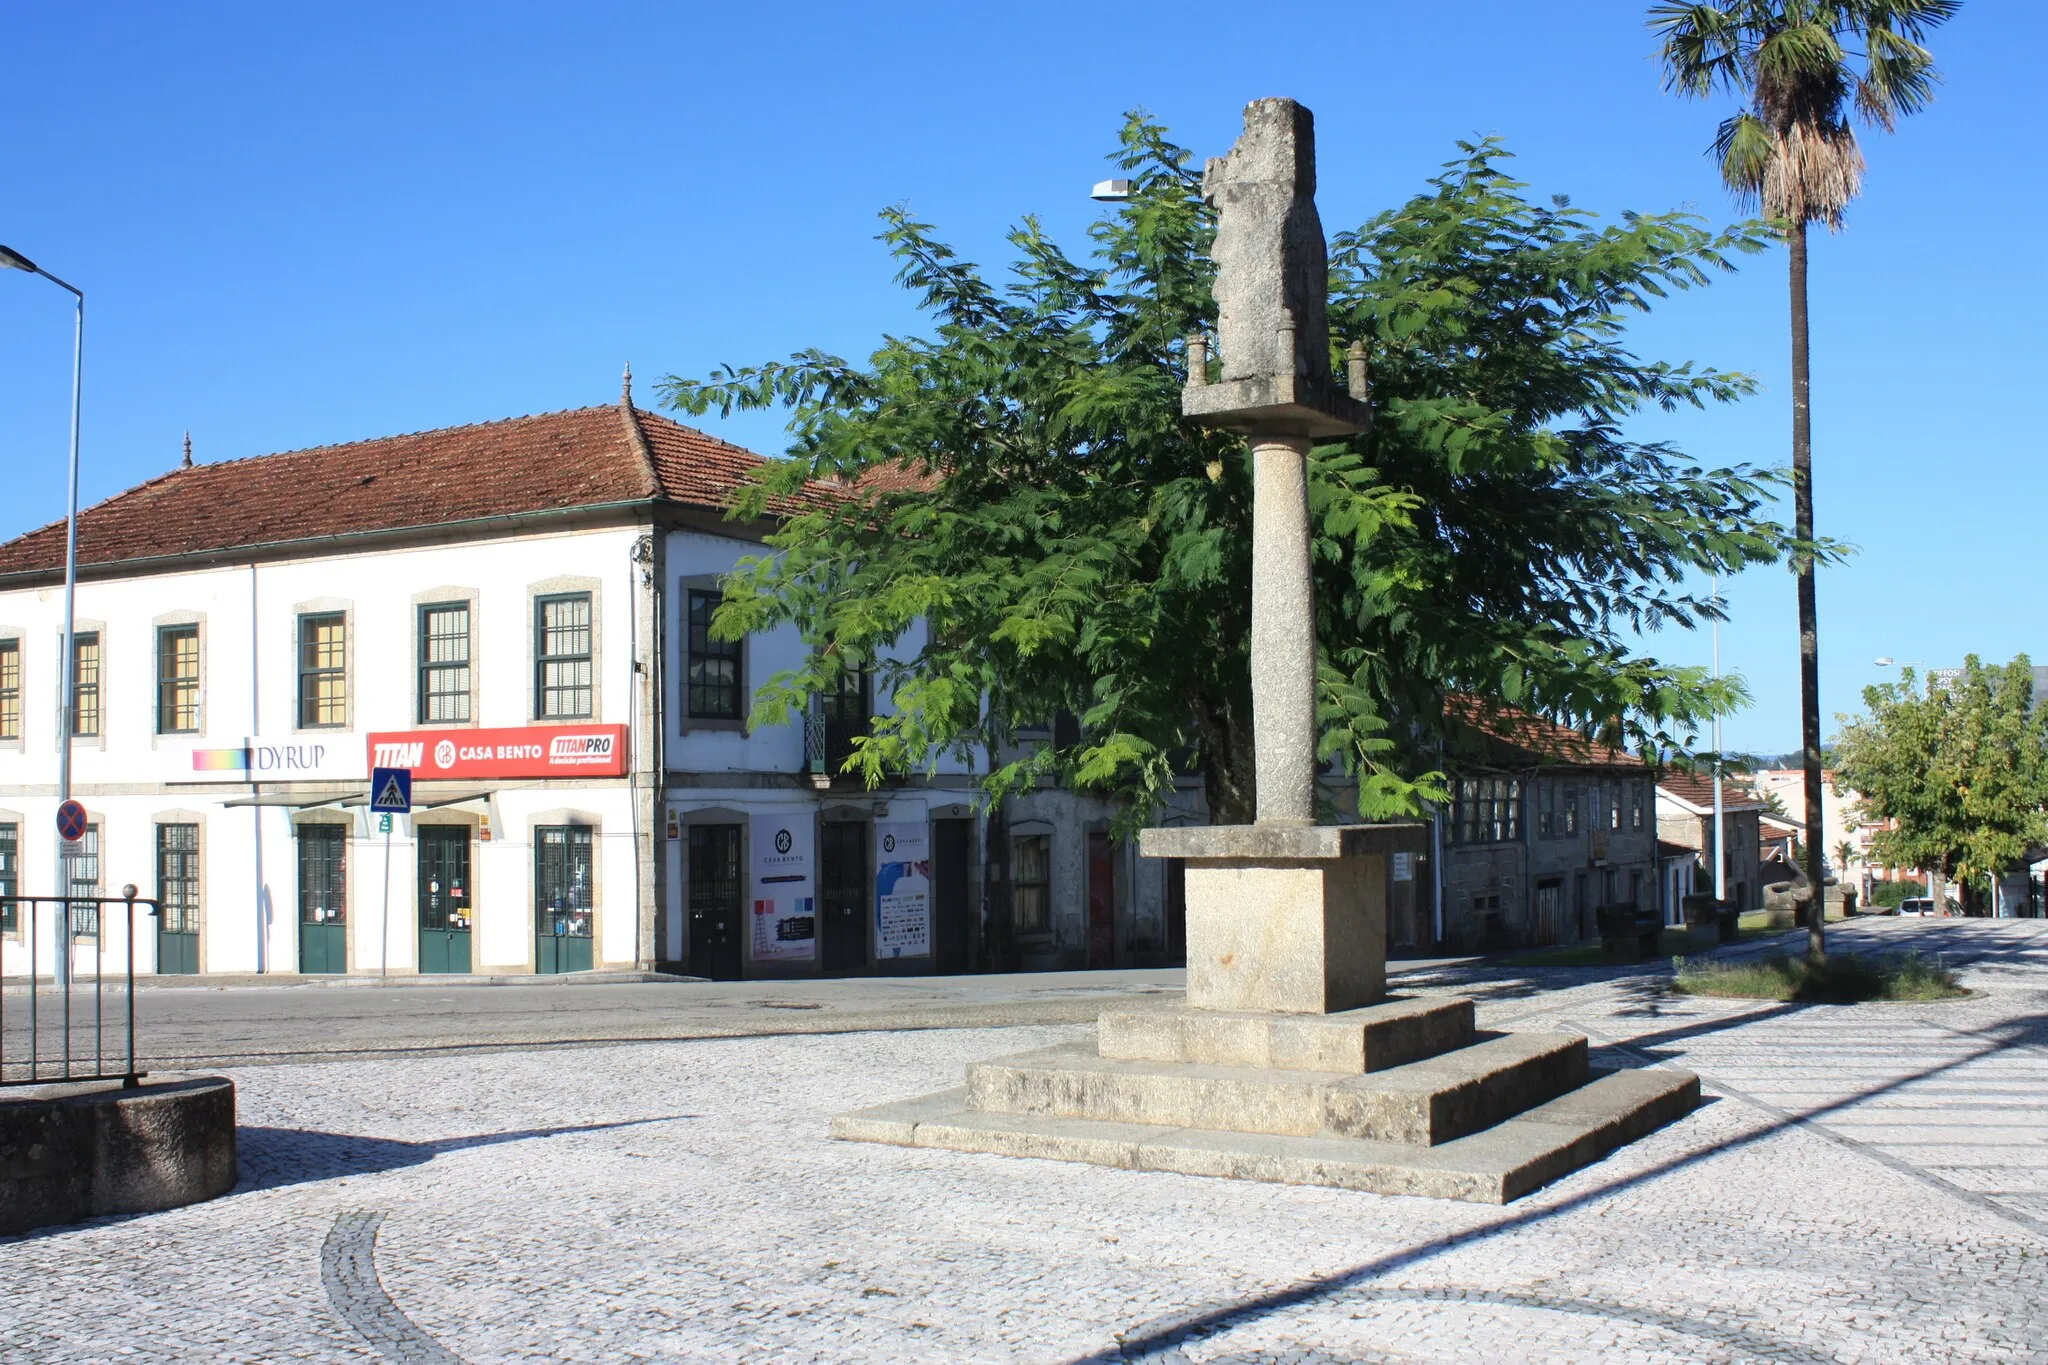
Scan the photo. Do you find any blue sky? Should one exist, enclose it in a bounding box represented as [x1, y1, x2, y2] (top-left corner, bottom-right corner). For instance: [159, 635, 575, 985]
[1, 1, 2037, 755]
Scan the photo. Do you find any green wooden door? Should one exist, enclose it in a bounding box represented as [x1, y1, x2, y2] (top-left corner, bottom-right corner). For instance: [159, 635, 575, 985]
[535, 825, 594, 974]
[156, 823, 200, 974]
[417, 826, 473, 974]
[298, 823, 348, 974]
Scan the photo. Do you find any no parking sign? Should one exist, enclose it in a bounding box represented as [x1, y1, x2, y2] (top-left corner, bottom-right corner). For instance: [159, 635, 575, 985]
[56, 799, 87, 842]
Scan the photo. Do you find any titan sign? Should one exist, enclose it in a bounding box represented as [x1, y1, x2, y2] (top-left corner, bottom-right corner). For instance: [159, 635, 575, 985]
[364, 725, 629, 779]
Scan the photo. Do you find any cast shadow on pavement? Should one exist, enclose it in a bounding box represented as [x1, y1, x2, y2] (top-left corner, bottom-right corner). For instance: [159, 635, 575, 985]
[1074, 1012, 2048, 1364]
[235, 1114, 701, 1193]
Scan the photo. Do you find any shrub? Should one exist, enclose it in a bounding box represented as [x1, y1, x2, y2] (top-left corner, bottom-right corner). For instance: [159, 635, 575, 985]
[1672, 950, 1963, 1002]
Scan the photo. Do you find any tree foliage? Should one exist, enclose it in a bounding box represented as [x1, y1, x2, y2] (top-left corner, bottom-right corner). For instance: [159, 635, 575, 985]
[661, 120, 1807, 827]
[1833, 656, 2048, 889]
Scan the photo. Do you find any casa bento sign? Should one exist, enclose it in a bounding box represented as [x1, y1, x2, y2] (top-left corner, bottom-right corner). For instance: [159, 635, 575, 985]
[365, 725, 628, 779]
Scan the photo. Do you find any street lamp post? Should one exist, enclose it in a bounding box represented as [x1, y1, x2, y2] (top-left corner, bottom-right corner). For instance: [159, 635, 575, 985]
[1712, 575, 1725, 909]
[2, 244, 85, 977]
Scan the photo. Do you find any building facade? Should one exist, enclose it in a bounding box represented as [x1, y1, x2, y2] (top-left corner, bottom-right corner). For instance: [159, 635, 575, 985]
[1408, 704, 1659, 954]
[1654, 771, 1764, 922]
[0, 387, 1181, 980]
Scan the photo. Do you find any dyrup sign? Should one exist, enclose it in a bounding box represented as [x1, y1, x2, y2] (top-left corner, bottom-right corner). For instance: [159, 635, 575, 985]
[365, 725, 629, 779]
[162, 736, 366, 783]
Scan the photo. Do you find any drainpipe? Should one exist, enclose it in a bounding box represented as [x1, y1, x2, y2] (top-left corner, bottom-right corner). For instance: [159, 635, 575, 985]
[627, 534, 655, 969]
[249, 561, 265, 973]
[1430, 806, 1445, 945]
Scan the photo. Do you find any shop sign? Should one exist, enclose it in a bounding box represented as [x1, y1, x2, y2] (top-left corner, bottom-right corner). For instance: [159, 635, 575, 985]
[874, 821, 931, 958]
[365, 724, 628, 779]
[162, 735, 366, 783]
[752, 819, 816, 961]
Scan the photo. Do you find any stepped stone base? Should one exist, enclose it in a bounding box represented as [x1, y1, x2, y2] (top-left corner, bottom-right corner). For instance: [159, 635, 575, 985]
[833, 1066, 1699, 1204]
[835, 992, 1701, 1202]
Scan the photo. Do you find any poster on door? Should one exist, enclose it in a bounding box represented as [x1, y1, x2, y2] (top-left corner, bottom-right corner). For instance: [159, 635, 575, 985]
[874, 821, 931, 959]
[751, 819, 816, 961]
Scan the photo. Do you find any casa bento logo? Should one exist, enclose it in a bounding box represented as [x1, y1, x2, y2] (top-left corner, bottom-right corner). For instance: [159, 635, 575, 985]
[775, 828, 793, 854]
[434, 739, 458, 770]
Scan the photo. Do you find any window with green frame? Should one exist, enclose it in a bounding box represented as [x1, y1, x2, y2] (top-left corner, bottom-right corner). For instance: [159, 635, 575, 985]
[0, 638, 20, 740]
[70, 631, 101, 737]
[157, 625, 201, 734]
[417, 602, 472, 723]
[535, 594, 593, 719]
[298, 613, 347, 728]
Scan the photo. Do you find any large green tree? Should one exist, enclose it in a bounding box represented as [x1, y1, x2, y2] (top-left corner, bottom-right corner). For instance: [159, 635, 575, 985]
[661, 122, 1804, 829]
[1834, 657, 2048, 909]
[1653, 0, 1958, 958]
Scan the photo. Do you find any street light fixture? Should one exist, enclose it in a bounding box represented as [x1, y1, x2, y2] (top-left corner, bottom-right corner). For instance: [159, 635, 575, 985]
[2, 242, 86, 968]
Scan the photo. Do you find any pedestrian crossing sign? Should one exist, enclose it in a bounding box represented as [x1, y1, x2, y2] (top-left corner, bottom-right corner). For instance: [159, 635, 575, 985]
[370, 766, 412, 814]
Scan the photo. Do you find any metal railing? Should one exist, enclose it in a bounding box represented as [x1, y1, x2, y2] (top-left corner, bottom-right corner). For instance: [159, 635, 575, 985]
[0, 886, 155, 1088]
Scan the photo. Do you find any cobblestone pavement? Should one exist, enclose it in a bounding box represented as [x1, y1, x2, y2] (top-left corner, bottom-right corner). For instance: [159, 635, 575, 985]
[3, 920, 2044, 1363]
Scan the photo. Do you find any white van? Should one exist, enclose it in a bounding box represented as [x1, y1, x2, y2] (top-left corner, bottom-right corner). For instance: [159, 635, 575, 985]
[1898, 897, 1937, 917]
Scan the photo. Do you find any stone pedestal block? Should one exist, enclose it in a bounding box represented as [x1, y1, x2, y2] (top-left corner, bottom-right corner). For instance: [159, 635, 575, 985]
[1183, 857, 1384, 1013]
[1138, 823, 1428, 1016]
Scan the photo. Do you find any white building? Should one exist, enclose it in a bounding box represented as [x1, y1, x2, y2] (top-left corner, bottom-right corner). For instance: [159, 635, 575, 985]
[0, 381, 1188, 980]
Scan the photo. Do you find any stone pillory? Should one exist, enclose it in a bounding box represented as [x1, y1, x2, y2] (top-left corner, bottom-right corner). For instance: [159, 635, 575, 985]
[834, 97, 1702, 1201]
[1182, 97, 1371, 440]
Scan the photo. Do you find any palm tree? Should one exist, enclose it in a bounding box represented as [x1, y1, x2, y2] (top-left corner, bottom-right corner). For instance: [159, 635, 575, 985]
[1652, 0, 1957, 963]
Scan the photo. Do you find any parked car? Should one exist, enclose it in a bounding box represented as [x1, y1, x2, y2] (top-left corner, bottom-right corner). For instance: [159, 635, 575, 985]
[1898, 897, 1937, 917]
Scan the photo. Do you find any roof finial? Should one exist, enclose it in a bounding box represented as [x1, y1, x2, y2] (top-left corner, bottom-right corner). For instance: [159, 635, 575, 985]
[182, 431, 193, 469]
[622, 361, 633, 406]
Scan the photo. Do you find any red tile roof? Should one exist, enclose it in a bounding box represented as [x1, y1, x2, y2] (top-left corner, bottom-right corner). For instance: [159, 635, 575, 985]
[1446, 695, 1646, 770]
[0, 401, 827, 578]
[1656, 770, 1764, 812]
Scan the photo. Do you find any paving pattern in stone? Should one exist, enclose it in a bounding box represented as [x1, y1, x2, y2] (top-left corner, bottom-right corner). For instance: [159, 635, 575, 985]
[2, 918, 2044, 1363]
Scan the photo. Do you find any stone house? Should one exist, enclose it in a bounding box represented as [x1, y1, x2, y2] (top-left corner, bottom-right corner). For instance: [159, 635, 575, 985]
[1654, 771, 1764, 921]
[1409, 702, 1658, 954]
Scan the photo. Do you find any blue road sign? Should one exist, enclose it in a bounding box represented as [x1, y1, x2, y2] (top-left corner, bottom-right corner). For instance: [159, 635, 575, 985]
[370, 767, 413, 814]
[56, 798, 88, 842]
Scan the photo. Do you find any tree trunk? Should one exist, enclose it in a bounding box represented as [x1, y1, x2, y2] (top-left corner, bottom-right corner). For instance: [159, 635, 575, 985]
[1790, 218, 1827, 965]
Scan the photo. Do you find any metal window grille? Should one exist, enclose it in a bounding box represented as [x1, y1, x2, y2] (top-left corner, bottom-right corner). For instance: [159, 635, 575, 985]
[156, 625, 201, 734]
[536, 595, 593, 720]
[297, 613, 347, 728]
[1563, 786, 1579, 836]
[0, 823, 15, 935]
[686, 590, 742, 720]
[71, 631, 100, 737]
[418, 603, 472, 723]
[1013, 834, 1051, 936]
[298, 823, 346, 925]
[0, 638, 19, 740]
[63, 825, 100, 936]
[535, 825, 593, 938]
[157, 824, 200, 935]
